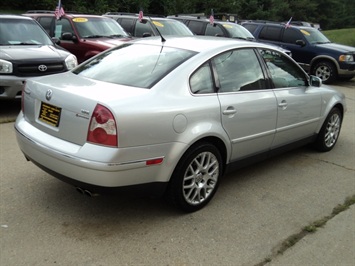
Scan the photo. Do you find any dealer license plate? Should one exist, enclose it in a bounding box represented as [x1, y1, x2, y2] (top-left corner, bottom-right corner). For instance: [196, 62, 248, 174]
[39, 102, 61, 127]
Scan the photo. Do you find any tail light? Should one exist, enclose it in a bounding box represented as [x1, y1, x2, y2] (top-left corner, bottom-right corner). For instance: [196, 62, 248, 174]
[87, 104, 118, 147]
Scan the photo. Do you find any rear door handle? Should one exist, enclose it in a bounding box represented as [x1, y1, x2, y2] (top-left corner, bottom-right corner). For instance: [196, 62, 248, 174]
[278, 100, 287, 109]
[223, 107, 237, 115]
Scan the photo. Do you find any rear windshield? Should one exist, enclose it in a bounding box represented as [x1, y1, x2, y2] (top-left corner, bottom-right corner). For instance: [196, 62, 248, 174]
[73, 43, 196, 88]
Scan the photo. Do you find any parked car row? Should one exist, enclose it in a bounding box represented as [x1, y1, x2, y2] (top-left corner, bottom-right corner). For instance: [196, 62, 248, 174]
[2, 11, 353, 101]
[1, 11, 348, 212]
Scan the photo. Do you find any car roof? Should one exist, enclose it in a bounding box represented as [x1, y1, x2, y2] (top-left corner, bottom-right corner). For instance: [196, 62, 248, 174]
[130, 35, 274, 53]
[0, 14, 34, 20]
[104, 13, 180, 22]
[24, 11, 108, 19]
[243, 21, 318, 30]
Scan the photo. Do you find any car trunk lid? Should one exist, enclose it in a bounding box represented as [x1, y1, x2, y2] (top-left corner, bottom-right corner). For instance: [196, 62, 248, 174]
[22, 72, 147, 146]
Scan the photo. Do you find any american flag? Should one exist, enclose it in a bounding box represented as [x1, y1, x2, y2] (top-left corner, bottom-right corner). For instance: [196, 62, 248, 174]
[138, 9, 143, 22]
[209, 9, 214, 25]
[55, 0, 65, 20]
[285, 17, 292, 28]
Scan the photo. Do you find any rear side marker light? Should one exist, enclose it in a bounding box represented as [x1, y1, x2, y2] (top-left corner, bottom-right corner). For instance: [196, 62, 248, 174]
[146, 158, 164, 166]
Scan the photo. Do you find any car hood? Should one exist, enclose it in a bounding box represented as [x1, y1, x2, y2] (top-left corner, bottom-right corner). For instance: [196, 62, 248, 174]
[317, 42, 355, 53]
[0, 44, 68, 61]
[82, 37, 132, 48]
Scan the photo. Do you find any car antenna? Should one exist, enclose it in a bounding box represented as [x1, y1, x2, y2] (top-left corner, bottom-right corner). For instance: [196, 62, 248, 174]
[148, 16, 166, 43]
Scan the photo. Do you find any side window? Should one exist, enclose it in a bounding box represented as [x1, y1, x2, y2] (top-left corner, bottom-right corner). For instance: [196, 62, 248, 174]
[258, 49, 307, 88]
[205, 24, 225, 37]
[190, 62, 215, 94]
[259, 26, 282, 41]
[55, 19, 74, 39]
[186, 21, 204, 35]
[38, 17, 54, 36]
[213, 48, 267, 92]
[119, 18, 135, 35]
[242, 24, 258, 34]
[282, 28, 304, 44]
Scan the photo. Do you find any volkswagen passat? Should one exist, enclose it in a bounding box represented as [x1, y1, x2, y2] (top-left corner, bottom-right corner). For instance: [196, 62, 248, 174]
[15, 36, 346, 212]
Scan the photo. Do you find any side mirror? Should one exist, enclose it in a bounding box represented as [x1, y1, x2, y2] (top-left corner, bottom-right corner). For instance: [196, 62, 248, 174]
[310, 75, 322, 87]
[51, 37, 60, 45]
[61, 32, 77, 42]
[142, 32, 152, 37]
[296, 40, 306, 47]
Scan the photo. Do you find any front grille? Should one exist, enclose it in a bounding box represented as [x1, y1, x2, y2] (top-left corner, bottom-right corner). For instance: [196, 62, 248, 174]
[15, 62, 66, 77]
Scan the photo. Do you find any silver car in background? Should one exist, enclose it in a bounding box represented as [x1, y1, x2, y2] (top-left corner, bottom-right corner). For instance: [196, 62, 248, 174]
[15, 36, 346, 212]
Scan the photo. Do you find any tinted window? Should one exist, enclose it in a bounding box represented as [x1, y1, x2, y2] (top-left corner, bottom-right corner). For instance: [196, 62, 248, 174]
[258, 49, 307, 88]
[282, 28, 304, 44]
[55, 18, 74, 38]
[118, 18, 135, 35]
[190, 62, 215, 94]
[37, 17, 54, 35]
[205, 24, 225, 37]
[186, 21, 205, 35]
[73, 43, 196, 88]
[242, 24, 258, 34]
[213, 48, 267, 92]
[259, 26, 282, 41]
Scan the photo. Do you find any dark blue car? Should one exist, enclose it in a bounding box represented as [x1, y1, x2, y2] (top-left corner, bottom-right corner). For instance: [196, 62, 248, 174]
[243, 22, 355, 84]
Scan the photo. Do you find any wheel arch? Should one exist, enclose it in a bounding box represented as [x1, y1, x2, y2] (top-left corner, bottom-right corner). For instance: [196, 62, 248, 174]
[316, 103, 345, 134]
[310, 55, 340, 73]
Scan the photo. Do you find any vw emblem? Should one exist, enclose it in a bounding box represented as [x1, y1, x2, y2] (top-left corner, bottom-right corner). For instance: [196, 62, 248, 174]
[38, 65, 47, 72]
[46, 89, 53, 101]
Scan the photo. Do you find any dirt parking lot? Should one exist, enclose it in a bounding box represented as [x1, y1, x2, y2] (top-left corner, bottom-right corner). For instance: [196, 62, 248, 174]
[0, 80, 354, 265]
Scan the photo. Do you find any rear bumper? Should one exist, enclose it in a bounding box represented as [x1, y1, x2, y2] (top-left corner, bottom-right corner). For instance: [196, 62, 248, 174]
[15, 114, 186, 189]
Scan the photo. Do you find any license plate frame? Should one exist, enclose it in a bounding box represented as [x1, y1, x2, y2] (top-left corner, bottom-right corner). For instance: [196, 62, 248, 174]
[39, 102, 61, 127]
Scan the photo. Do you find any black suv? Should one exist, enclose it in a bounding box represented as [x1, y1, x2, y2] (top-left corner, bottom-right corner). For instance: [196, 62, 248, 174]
[243, 21, 355, 83]
[23, 11, 132, 63]
[103, 13, 194, 37]
[0, 15, 78, 99]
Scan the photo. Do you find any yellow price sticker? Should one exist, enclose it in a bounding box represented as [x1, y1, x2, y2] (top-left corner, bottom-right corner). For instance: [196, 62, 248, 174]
[153, 21, 164, 27]
[73, 18, 88, 23]
[300, 29, 310, 36]
[223, 24, 233, 28]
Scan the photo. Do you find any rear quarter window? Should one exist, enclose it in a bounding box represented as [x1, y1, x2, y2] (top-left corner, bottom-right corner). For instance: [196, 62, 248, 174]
[259, 26, 282, 41]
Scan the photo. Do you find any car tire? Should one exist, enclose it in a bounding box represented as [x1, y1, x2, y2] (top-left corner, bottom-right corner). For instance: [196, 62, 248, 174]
[312, 60, 337, 84]
[166, 142, 223, 212]
[314, 107, 342, 152]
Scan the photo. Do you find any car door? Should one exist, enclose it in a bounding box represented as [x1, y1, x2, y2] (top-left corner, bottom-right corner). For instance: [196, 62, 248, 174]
[257, 48, 322, 148]
[214, 48, 278, 161]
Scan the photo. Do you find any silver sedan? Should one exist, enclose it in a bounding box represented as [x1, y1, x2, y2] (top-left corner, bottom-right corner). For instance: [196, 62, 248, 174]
[15, 36, 346, 212]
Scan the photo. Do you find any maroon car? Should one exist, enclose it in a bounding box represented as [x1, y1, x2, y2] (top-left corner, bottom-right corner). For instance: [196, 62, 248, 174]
[24, 11, 132, 63]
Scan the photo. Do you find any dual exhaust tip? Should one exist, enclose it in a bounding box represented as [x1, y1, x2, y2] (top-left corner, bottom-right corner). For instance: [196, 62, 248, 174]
[76, 187, 99, 197]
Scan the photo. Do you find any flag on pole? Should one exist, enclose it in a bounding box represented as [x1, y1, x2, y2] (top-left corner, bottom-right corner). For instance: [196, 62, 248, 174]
[209, 9, 214, 25]
[138, 8, 144, 22]
[285, 17, 292, 28]
[55, 0, 65, 20]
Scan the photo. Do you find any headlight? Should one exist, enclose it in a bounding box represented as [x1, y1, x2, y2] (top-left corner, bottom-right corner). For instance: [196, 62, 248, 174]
[0, 59, 13, 73]
[339, 54, 354, 62]
[65, 54, 78, 70]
